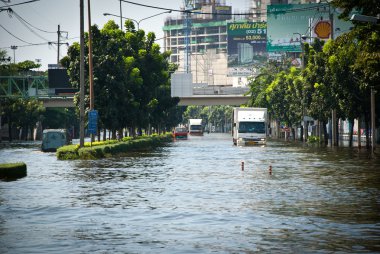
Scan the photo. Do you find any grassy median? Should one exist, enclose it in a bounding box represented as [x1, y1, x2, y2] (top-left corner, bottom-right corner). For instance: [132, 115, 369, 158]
[0, 162, 27, 179]
[57, 133, 173, 160]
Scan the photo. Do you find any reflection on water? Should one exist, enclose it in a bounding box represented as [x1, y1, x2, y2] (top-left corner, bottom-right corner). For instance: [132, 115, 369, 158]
[0, 134, 379, 253]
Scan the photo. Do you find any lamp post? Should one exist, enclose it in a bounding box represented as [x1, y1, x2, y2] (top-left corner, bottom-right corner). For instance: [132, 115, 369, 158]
[103, 10, 171, 30]
[10, 45, 17, 64]
[293, 32, 306, 142]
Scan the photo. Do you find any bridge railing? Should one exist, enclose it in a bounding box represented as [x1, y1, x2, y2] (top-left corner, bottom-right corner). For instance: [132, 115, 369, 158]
[0, 76, 77, 99]
[0, 76, 48, 98]
[193, 86, 250, 95]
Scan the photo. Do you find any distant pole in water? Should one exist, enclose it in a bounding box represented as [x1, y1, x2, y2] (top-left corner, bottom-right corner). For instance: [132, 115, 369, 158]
[241, 161, 244, 171]
[269, 165, 272, 175]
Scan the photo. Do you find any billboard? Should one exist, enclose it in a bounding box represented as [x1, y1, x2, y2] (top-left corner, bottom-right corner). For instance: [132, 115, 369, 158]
[48, 68, 70, 88]
[267, 4, 353, 53]
[227, 21, 267, 77]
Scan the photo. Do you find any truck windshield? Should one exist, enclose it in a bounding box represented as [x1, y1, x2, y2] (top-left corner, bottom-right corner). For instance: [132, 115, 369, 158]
[238, 122, 265, 133]
[190, 125, 202, 131]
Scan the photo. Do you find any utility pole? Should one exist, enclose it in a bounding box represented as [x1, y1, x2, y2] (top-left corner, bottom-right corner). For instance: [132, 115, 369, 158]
[49, 25, 69, 66]
[57, 24, 60, 65]
[79, 0, 85, 147]
[88, 0, 94, 110]
[321, 1, 337, 147]
[119, 0, 123, 30]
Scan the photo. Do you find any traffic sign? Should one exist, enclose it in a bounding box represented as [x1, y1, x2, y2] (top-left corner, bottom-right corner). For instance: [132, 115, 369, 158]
[88, 110, 98, 135]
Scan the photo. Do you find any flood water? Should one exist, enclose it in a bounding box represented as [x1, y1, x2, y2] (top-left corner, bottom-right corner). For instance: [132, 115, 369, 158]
[0, 133, 379, 253]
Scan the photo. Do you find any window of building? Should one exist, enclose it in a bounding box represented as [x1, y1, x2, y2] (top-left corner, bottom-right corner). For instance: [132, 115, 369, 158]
[207, 27, 219, 34]
[171, 55, 178, 62]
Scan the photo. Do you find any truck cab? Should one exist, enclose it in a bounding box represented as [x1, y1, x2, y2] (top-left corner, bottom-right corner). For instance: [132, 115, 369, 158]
[188, 119, 203, 136]
[233, 108, 267, 146]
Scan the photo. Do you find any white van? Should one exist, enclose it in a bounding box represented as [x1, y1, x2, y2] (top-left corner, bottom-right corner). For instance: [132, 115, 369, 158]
[41, 129, 70, 152]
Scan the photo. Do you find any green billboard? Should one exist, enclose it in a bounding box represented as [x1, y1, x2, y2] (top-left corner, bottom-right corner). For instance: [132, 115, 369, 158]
[227, 21, 267, 77]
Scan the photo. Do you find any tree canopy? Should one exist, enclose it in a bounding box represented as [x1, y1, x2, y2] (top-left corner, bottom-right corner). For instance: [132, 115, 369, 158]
[62, 20, 180, 137]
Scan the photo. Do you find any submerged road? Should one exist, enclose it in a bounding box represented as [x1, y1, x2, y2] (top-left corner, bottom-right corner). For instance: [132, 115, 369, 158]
[0, 133, 379, 253]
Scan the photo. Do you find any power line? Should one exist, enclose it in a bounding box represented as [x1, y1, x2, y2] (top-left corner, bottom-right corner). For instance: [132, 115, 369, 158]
[9, 10, 52, 42]
[121, 0, 330, 16]
[11, 9, 56, 33]
[0, 0, 39, 8]
[0, 24, 34, 44]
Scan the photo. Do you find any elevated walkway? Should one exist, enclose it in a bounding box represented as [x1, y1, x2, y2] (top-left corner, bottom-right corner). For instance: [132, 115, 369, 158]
[171, 72, 250, 106]
[0, 76, 75, 108]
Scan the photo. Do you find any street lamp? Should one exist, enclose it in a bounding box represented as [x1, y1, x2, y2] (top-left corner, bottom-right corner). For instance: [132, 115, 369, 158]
[103, 10, 171, 30]
[293, 32, 307, 142]
[10, 45, 17, 64]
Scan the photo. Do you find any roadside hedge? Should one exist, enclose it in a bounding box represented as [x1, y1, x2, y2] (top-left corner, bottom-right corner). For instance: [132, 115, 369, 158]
[57, 133, 173, 160]
[0, 162, 27, 179]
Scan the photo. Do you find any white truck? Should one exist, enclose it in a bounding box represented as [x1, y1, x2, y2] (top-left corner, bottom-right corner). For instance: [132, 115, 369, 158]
[232, 107, 267, 146]
[188, 119, 203, 136]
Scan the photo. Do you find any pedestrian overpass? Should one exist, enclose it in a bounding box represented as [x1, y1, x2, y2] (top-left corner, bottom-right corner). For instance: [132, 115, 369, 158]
[0, 76, 75, 108]
[171, 72, 250, 106]
[1, 75, 250, 107]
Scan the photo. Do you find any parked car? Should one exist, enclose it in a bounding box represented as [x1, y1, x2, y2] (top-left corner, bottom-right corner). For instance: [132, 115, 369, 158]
[173, 127, 188, 140]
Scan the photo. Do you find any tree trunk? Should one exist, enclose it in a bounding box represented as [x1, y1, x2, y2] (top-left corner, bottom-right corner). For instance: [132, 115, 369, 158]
[97, 126, 100, 142]
[30, 126, 34, 141]
[335, 120, 339, 147]
[323, 120, 329, 146]
[365, 118, 370, 149]
[348, 119, 354, 147]
[8, 116, 12, 142]
[292, 127, 296, 141]
[103, 129, 106, 141]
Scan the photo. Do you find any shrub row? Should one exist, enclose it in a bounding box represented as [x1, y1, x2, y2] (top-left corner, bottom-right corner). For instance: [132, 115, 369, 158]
[0, 162, 27, 180]
[57, 133, 173, 160]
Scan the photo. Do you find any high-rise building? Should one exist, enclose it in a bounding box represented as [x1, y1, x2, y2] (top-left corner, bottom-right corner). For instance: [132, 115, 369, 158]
[164, 0, 319, 88]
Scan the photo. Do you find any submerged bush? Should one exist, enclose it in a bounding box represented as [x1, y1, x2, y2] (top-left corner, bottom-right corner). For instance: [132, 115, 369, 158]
[307, 135, 320, 144]
[57, 133, 173, 160]
[0, 162, 27, 179]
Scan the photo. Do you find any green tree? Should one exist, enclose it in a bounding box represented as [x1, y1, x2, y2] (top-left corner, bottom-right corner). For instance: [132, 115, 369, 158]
[64, 20, 178, 138]
[0, 98, 44, 141]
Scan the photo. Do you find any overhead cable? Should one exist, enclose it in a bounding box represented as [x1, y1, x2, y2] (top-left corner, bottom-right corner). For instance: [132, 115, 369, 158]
[0, 0, 39, 8]
[0, 24, 34, 44]
[11, 10, 56, 33]
[121, 0, 330, 16]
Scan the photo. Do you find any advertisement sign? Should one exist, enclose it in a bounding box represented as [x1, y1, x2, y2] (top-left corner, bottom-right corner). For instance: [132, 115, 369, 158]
[267, 3, 353, 53]
[227, 21, 267, 77]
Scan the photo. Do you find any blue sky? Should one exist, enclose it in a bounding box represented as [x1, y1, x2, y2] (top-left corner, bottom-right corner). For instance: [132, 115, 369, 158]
[0, 0, 248, 70]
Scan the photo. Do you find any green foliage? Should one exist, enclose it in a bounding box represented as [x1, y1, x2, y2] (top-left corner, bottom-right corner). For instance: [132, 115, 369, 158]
[0, 97, 45, 141]
[307, 135, 320, 144]
[0, 162, 27, 179]
[65, 20, 179, 135]
[56, 133, 173, 160]
[16, 60, 41, 73]
[246, 13, 379, 145]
